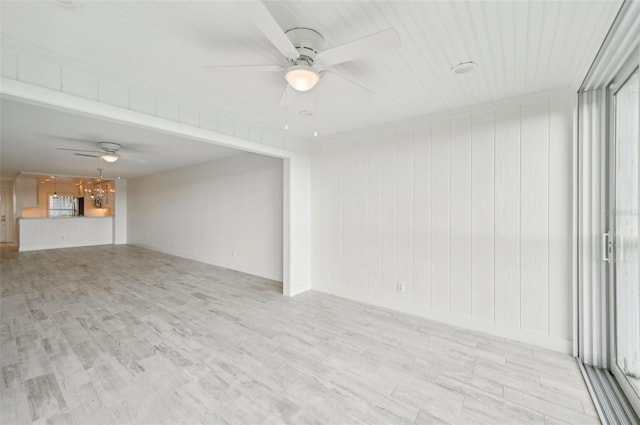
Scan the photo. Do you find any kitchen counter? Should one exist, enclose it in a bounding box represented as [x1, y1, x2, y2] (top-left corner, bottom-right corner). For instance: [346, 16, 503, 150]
[19, 216, 113, 252]
[19, 216, 111, 219]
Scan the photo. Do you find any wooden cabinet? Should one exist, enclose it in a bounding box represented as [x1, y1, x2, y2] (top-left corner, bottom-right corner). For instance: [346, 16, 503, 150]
[15, 176, 38, 213]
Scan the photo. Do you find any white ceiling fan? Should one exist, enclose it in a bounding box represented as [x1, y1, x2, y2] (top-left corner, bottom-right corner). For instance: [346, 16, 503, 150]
[57, 141, 146, 163]
[204, 2, 402, 94]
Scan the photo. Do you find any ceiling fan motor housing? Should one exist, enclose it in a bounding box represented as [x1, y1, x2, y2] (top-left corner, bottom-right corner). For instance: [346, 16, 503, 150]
[285, 27, 324, 65]
[99, 142, 120, 153]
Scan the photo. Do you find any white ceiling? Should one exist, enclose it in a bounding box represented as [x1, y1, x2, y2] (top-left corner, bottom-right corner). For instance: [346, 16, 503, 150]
[0, 0, 622, 138]
[0, 99, 242, 180]
[0, 1, 623, 181]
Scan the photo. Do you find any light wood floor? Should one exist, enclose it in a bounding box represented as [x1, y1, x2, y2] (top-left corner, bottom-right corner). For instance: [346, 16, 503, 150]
[1, 245, 599, 425]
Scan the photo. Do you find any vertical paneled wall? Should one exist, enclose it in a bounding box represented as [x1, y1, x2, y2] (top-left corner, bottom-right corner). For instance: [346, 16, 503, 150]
[311, 91, 574, 352]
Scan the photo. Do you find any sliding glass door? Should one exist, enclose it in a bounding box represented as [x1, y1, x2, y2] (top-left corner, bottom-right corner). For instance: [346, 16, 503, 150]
[611, 62, 640, 413]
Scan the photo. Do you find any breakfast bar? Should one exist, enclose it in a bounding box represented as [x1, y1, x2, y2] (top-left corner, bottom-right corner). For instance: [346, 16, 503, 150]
[19, 216, 113, 252]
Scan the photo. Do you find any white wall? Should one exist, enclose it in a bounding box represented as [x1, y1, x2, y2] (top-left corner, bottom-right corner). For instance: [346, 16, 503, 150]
[284, 155, 312, 295]
[128, 152, 283, 281]
[113, 178, 127, 244]
[311, 90, 574, 352]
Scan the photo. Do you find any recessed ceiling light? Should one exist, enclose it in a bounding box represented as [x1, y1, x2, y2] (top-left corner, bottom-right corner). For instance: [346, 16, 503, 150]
[451, 61, 478, 74]
[299, 110, 313, 117]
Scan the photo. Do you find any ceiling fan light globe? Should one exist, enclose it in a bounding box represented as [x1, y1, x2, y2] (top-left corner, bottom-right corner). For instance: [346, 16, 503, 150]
[285, 65, 319, 92]
[101, 153, 119, 163]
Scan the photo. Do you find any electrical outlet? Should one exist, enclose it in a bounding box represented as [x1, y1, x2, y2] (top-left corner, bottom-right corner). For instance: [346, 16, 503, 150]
[232, 250, 236, 258]
[397, 282, 406, 293]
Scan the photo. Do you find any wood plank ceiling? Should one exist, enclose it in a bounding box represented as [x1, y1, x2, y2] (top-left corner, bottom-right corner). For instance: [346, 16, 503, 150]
[0, 1, 622, 137]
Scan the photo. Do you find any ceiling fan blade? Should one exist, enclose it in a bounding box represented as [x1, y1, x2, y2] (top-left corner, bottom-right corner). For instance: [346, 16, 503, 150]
[74, 153, 101, 158]
[50, 136, 96, 143]
[238, 1, 299, 61]
[321, 70, 374, 95]
[203, 64, 284, 73]
[57, 148, 101, 153]
[320, 28, 401, 67]
[119, 153, 148, 164]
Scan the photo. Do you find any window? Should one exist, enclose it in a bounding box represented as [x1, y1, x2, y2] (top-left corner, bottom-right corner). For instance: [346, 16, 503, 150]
[613, 67, 640, 403]
[48, 195, 76, 218]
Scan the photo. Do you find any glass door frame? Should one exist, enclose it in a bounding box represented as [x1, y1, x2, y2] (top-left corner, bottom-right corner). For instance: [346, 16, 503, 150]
[607, 45, 640, 417]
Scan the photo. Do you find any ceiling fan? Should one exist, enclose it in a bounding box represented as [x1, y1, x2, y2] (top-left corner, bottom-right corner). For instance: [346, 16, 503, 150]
[57, 141, 146, 163]
[204, 2, 402, 94]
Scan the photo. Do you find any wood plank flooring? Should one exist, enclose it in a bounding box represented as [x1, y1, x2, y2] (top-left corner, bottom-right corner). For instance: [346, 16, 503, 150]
[1, 245, 598, 424]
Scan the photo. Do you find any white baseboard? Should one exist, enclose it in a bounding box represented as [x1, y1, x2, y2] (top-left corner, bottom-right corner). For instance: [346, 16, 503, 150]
[314, 285, 572, 354]
[287, 284, 311, 297]
[130, 243, 283, 283]
[19, 242, 112, 252]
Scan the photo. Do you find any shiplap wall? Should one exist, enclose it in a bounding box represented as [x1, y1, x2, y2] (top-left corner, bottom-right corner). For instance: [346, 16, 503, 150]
[311, 90, 574, 352]
[19, 217, 113, 252]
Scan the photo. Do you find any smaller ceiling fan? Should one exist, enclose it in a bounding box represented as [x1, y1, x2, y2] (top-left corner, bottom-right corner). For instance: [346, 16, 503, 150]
[57, 141, 146, 163]
[204, 1, 401, 95]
